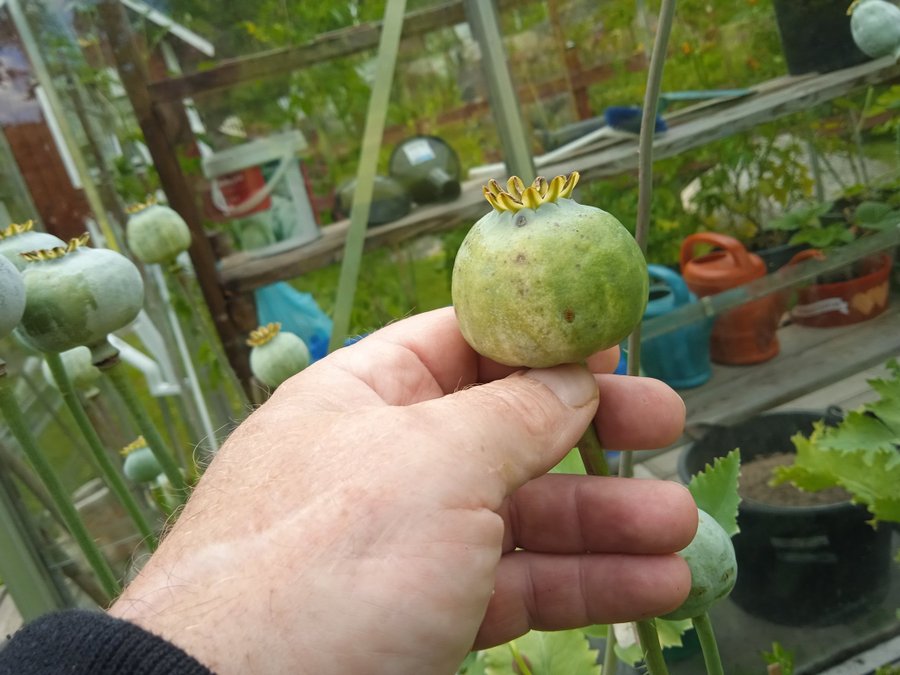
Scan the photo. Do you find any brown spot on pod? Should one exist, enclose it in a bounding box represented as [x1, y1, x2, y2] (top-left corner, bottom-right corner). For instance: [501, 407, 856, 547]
[563, 308, 575, 322]
[515, 214, 528, 227]
[515, 253, 527, 263]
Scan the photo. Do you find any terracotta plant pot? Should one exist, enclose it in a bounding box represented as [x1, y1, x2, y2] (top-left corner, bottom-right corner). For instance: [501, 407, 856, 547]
[789, 250, 892, 327]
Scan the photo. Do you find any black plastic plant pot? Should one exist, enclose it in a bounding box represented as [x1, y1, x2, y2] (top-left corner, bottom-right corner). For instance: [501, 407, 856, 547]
[389, 136, 462, 205]
[679, 410, 894, 626]
[771, 0, 868, 75]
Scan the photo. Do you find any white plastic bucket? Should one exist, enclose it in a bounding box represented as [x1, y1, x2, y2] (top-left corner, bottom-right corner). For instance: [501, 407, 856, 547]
[202, 130, 321, 249]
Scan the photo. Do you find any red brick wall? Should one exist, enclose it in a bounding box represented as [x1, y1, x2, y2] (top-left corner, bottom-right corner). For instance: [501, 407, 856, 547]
[4, 122, 91, 241]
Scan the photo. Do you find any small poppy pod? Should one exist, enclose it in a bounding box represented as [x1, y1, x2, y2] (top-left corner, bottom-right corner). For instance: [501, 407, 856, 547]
[0, 221, 65, 271]
[125, 200, 192, 265]
[451, 172, 648, 368]
[121, 437, 163, 483]
[849, 0, 900, 59]
[19, 234, 145, 354]
[247, 322, 310, 389]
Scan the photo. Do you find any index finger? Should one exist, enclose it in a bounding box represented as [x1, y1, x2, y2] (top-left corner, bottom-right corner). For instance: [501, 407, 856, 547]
[345, 307, 622, 393]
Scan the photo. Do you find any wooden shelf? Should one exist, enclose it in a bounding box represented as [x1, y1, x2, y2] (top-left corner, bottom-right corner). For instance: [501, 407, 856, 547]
[680, 296, 900, 429]
[218, 56, 900, 294]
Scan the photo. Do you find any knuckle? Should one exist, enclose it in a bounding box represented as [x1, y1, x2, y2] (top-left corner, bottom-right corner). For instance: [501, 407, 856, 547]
[478, 376, 564, 440]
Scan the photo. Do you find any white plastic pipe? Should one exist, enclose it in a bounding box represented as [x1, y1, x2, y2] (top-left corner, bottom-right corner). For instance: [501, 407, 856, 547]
[107, 334, 180, 397]
[149, 265, 220, 453]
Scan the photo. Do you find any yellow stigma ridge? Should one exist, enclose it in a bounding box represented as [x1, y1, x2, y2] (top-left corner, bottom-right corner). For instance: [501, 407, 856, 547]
[125, 196, 159, 215]
[846, 0, 860, 15]
[247, 322, 282, 347]
[121, 436, 148, 456]
[483, 171, 580, 213]
[20, 233, 90, 262]
[0, 220, 36, 240]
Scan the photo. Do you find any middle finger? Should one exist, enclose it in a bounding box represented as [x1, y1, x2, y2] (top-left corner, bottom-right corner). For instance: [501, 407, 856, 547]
[501, 474, 697, 554]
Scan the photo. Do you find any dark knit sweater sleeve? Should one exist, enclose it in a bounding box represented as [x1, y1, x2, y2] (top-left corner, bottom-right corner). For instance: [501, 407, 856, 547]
[0, 609, 214, 674]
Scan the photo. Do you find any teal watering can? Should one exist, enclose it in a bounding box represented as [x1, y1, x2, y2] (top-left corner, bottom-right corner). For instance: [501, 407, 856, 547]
[641, 265, 713, 389]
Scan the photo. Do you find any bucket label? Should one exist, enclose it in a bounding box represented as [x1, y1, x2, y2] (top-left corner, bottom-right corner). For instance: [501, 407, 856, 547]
[403, 139, 436, 166]
[850, 282, 888, 316]
[770, 534, 838, 564]
[792, 297, 849, 318]
[212, 167, 272, 216]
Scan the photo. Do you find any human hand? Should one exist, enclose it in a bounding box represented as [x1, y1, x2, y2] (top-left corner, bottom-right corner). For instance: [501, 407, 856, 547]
[110, 307, 695, 674]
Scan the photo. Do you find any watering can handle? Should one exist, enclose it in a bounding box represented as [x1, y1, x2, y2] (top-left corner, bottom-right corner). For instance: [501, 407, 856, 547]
[680, 232, 752, 271]
[647, 264, 691, 306]
[787, 248, 826, 266]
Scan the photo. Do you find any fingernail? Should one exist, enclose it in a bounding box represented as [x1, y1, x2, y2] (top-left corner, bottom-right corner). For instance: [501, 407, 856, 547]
[524, 364, 597, 408]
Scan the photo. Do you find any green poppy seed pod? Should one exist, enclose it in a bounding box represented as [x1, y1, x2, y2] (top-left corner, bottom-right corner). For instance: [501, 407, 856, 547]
[0, 221, 65, 271]
[0, 254, 25, 340]
[248, 322, 310, 389]
[19, 234, 145, 353]
[121, 437, 163, 483]
[452, 172, 648, 367]
[41, 346, 101, 393]
[661, 509, 737, 621]
[125, 200, 192, 265]
[849, 0, 900, 59]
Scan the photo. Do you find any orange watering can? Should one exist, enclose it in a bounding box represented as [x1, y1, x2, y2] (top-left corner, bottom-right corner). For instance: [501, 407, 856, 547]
[680, 233, 783, 365]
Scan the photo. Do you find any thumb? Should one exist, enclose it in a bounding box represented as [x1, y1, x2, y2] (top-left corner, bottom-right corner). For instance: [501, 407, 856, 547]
[412, 364, 599, 501]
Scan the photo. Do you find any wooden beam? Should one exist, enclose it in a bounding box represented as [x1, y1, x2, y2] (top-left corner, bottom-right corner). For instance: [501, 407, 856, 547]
[148, 0, 466, 102]
[96, 0, 254, 392]
[147, 0, 533, 103]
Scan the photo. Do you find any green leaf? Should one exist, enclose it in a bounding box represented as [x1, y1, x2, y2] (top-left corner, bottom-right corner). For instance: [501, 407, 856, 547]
[580, 625, 609, 639]
[773, 360, 900, 523]
[789, 223, 853, 248]
[457, 652, 488, 675]
[551, 447, 587, 475]
[813, 412, 897, 453]
[854, 201, 893, 221]
[614, 640, 644, 667]
[482, 631, 600, 675]
[767, 202, 831, 231]
[852, 201, 900, 231]
[763, 642, 795, 674]
[687, 448, 742, 537]
[655, 618, 694, 649]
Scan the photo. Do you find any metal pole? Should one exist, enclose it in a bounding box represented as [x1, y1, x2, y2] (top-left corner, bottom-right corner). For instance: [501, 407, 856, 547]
[329, 0, 408, 351]
[150, 266, 219, 454]
[464, 0, 535, 183]
[0, 464, 69, 620]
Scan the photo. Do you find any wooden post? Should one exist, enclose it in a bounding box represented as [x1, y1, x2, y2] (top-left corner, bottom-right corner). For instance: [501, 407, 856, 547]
[464, 0, 535, 182]
[95, 0, 255, 394]
[547, 0, 592, 121]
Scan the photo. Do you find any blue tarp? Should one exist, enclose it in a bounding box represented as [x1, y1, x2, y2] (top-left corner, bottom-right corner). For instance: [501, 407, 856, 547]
[255, 282, 332, 362]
